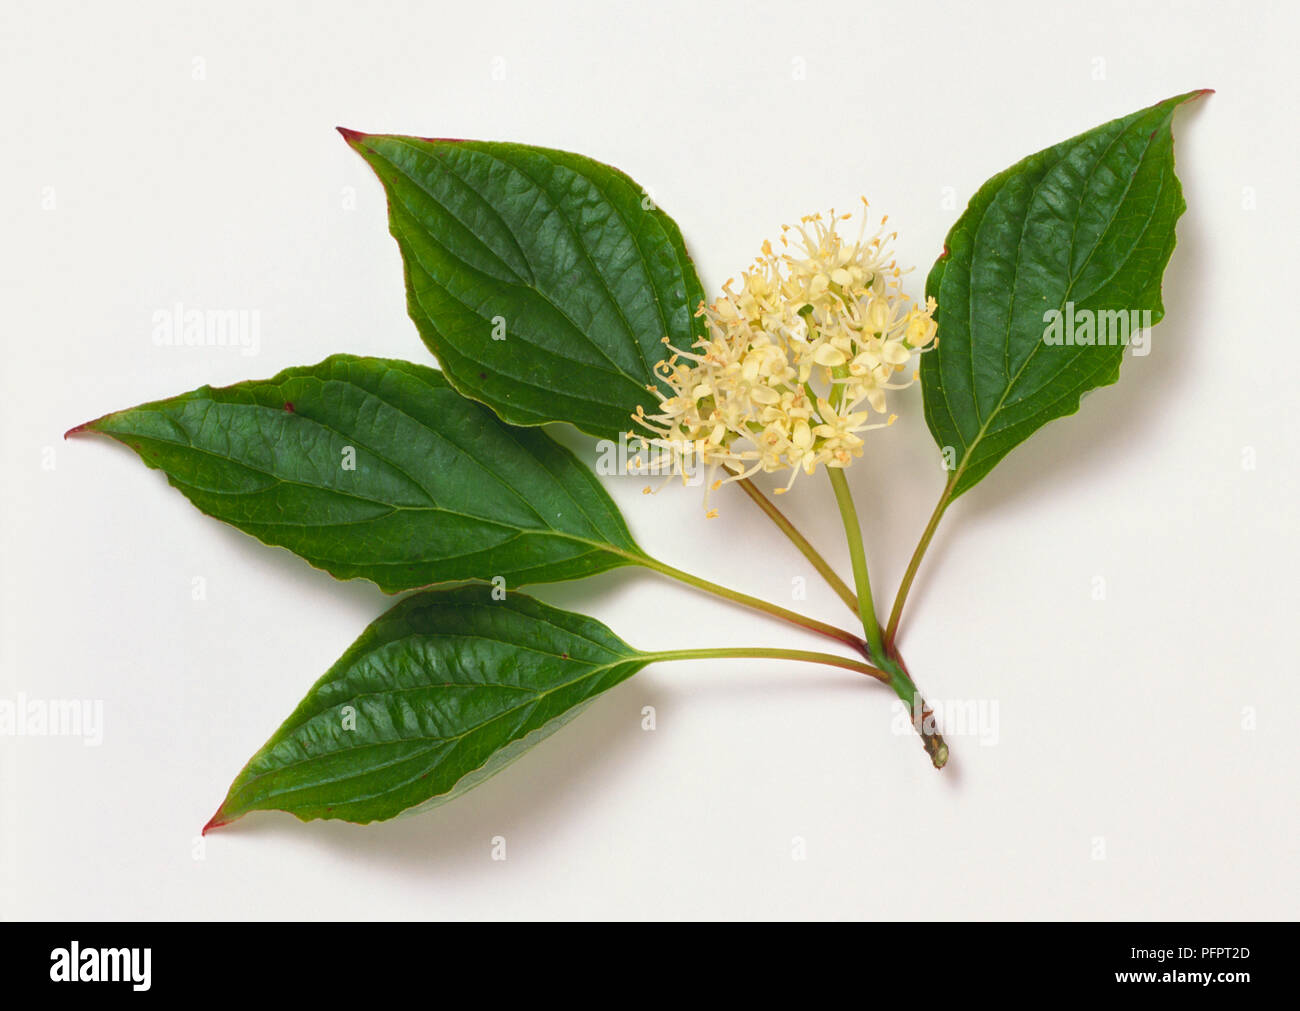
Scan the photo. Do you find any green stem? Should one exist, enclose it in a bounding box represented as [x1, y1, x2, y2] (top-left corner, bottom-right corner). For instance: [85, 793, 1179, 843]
[823, 469, 947, 768]
[645, 646, 887, 683]
[873, 651, 949, 768]
[825, 468, 885, 659]
[736, 477, 861, 617]
[635, 554, 868, 656]
[884, 476, 956, 649]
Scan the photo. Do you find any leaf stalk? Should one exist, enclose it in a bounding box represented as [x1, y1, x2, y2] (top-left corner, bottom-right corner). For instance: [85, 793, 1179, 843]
[884, 475, 956, 648]
[736, 477, 861, 616]
[646, 646, 888, 682]
[635, 554, 868, 655]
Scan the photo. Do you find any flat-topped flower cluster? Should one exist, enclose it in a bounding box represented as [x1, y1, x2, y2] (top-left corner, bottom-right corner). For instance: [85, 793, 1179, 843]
[635, 203, 938, 507]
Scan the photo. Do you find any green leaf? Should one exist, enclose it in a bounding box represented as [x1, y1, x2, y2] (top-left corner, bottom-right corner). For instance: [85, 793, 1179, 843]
[206, 586, 650, 827]
[341, 131, 705, 441]
[73, 355, 643, 592]
[921, 91, 1208, 498]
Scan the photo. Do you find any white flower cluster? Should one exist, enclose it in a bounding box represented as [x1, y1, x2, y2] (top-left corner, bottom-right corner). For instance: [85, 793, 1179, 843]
[634, 203, 937, 511]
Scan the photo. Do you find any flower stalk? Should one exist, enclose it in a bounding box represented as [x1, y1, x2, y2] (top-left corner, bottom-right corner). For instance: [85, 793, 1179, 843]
[825, 467, 885, 658]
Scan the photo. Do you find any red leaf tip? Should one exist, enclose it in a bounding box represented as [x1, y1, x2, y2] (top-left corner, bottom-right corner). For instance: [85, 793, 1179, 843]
[336, 126, 369, 146]
[64, 416, 105, 439]
[202, 807, 232, 835]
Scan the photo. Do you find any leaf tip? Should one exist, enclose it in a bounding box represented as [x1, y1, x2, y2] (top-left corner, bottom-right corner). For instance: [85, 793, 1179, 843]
[64, 415, 108, 439]
[336, 126, 370, 147]
[202, 804, 236, 835]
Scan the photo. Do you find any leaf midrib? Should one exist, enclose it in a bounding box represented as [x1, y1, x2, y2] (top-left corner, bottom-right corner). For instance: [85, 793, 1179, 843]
[229, 639, 644, 809]
[943, 110, 1168, 492]
[382, 138, 656, 395]
[105, 397, 639, 559]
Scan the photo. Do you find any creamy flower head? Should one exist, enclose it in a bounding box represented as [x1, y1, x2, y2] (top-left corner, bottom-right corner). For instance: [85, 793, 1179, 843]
[634, 202, 937, 507]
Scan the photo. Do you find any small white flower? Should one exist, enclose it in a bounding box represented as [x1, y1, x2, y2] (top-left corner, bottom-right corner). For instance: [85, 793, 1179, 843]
[635, 202, 937, 508]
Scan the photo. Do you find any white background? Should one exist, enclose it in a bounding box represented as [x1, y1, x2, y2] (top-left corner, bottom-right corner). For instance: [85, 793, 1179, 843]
[3, 0, 1297, 920]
